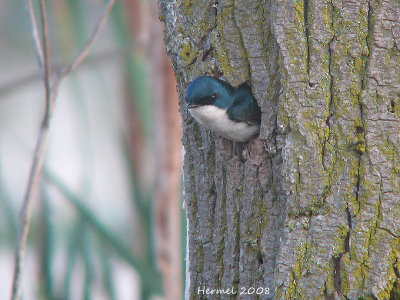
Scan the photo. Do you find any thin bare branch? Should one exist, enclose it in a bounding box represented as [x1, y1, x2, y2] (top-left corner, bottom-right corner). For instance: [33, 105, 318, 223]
[11, 0, 116, 299]
[25, 0, 43, 70]
[53, 0, 117, 90]
[11, 1, 52, 299]
[0, 48, 128, 98]
[11, 128, 50, 300]
[39, 0, 52, 125]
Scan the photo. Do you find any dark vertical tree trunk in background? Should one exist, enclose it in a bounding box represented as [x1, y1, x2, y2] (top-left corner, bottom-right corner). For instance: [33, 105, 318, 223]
[160, 0, 400, 298]
[149, 1, 183, 299]
[125, 0, 183, 298]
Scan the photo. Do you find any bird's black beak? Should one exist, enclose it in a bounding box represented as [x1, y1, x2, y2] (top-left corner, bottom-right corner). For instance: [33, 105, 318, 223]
[186, 103, 199, 109]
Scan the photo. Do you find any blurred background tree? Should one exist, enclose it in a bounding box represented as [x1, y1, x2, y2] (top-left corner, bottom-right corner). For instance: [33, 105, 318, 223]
[0, 0, 183, 299]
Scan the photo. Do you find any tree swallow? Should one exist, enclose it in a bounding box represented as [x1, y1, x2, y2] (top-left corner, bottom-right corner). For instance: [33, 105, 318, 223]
[186, 76, 261, 142]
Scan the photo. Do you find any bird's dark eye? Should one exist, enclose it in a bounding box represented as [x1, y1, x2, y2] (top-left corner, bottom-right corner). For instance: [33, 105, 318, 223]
[199, 94, 217, 106]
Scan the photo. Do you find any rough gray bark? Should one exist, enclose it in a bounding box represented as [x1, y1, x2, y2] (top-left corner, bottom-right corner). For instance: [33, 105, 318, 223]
[159, 0, 400, 299]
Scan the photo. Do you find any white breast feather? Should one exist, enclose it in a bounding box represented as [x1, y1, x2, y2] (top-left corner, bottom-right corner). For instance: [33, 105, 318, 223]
[189, 105, 259, 142]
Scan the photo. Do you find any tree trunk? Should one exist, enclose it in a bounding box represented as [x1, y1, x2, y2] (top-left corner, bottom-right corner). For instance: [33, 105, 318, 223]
[159, 0, 400, 299]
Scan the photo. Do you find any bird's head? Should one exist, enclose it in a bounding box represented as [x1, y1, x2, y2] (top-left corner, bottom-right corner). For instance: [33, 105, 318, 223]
[186, 76, 234, 110]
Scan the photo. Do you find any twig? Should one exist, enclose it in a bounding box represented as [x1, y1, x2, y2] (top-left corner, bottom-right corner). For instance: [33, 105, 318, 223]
[11, 128, 50, 300]
[11, 0, 116, 299]
[0, 48, 128, 98]
[11, 1, 51, 298]
[39, 0, 52, 125]
[53, 0, 116, 91]
[11, 0, 51, 297]
[25, 0, 43, 70]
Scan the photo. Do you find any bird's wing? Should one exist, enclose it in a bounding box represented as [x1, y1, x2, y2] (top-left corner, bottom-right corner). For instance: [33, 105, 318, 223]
[227, 84, 261, 125]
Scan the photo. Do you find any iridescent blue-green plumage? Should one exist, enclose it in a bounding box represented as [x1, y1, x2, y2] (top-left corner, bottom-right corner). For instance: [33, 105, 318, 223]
[227, 83, 261, 125]
[186, 76, 261, 142]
